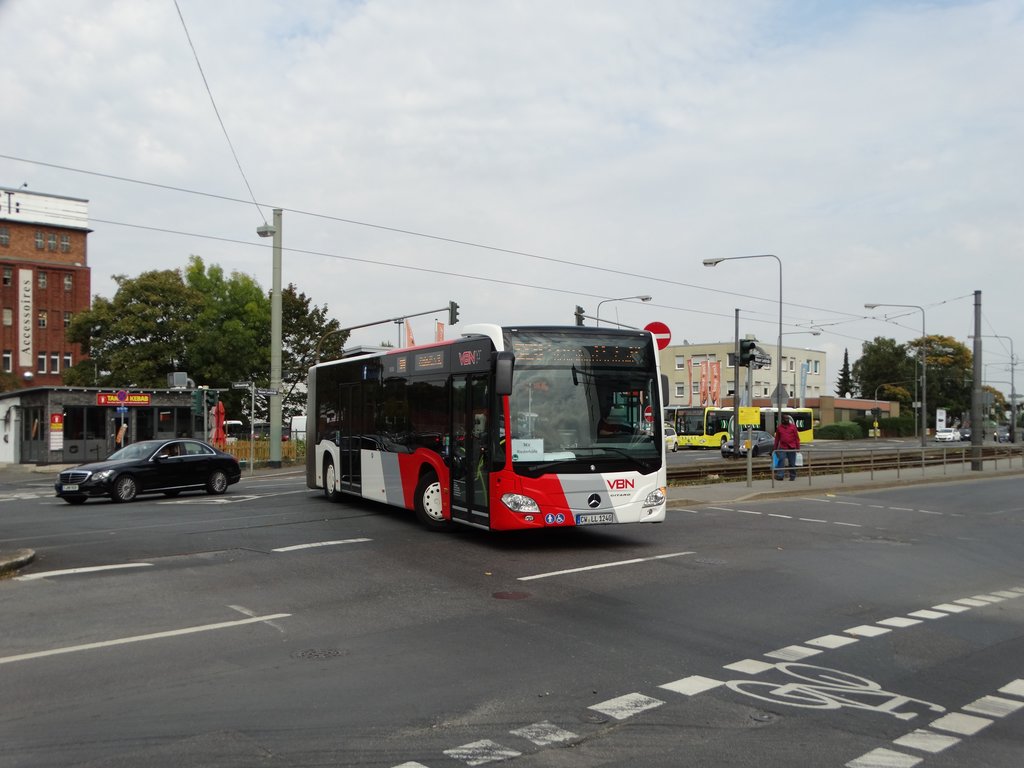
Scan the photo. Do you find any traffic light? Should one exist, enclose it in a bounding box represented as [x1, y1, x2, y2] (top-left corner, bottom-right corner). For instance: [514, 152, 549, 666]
[448, 300, 460, 325]
[739, 339, 757, 365]
[575, 306, 585, 326]
[190, 389, 204, 415]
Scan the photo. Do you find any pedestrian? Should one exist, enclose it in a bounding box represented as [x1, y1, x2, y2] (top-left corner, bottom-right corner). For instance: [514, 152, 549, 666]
[773, 414, 800, 481]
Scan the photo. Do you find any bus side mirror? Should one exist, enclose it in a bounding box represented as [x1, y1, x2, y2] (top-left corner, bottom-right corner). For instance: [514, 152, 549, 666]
[495, 352, 514, 396]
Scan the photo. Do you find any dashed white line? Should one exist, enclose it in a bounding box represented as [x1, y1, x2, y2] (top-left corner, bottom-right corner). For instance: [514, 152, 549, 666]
[272, 537, 371, 552]
[15, 562, 153, 581]
[932, 603, 971, 613]
[517, 551, 694, 581]
[509, 721, 577, 747]
[659, 675, 723, 696]
[928, 712, 992, 736]
[891, 729, 961, 754]
[768, 513, 792, 519]
[764, 645, 822, 661]
[962, 695, 1024, 718]
[806, 634, 859, 649]
[0, 613, 291, 665]
[589, 692, 663, 720]
[907, 609, 948, 620]
[846, 747, 922, 767]
[877, 617, 922, 628]
[845, 625, 891, 638]
[444, 739, 521, 766]
[723, 659, 775, 674]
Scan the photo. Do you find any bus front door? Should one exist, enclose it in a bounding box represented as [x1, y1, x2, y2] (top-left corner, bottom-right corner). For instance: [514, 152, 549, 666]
[450, 374, 490, 527]
[338, 382, 361, 492]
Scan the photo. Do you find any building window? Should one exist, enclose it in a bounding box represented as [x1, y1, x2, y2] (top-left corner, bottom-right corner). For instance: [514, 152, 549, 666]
[674, 356, 686, 370]
[0, 227, 9, 246]
[2, 268, 10, 286]
[64, 273, 73, 290]
[35, 231, 44, 249]
[63, 352, 73, 370]
[2, 351, 10, 373]
[692, 381, 701, 395]
[2, 308, 10, 327]
[64, 311, 72, 328]
[38, 271, 47, 289]
[47, 233, 57, 251]
[50, 352, 59, 373]
[60, 234, 71, 253]
[675, 383, 686, 399]
[37, 311, 47, 329]
[37, 353, 46, 374]
[813, 360, 820, 375]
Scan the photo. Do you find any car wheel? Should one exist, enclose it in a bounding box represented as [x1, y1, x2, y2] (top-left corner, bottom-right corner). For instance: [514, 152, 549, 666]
[206, 470, 228, 495]
[414, 472, 450, 531]
[671, 442, 678, 452]
[323, 459, 342, 501]
[112, 474, 138, 503]
[63, 496, 87, 505]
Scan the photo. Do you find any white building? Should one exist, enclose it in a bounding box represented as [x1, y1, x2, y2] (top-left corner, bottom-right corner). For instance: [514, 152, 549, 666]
[658, 337, 828, 408]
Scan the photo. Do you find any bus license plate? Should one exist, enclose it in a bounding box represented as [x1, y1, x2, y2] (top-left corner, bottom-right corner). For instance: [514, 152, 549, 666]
[576, 512, 614, 525]
[62, 484, 79, 492]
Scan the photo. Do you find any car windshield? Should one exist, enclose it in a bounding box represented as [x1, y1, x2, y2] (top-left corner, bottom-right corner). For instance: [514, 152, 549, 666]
[106, 441, 163, 461]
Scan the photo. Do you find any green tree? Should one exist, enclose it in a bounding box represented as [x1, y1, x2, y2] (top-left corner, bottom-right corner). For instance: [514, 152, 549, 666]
[65, 269, 201, 387]
[910, 334, 973, 426]
[280, 283, 348, 419]
[851, 337, 916, 407]
[834, 348, 854, 397]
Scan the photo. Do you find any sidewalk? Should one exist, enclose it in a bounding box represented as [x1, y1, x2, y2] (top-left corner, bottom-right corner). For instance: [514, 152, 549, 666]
[3, 460, 1022, 577]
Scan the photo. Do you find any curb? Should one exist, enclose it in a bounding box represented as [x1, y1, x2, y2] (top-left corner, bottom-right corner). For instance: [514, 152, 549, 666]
[0, 548, 36, 577]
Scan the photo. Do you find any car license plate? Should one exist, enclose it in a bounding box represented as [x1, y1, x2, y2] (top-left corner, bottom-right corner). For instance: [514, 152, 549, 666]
[62, 484, 79, 492]
[576, 512, 615, 525]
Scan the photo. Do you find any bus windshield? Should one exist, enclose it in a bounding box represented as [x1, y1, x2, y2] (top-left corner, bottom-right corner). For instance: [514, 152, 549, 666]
[505, 330, 661, 469]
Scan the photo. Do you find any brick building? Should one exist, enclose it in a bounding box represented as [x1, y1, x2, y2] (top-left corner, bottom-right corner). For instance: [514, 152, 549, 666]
[0, 186, 92, 386]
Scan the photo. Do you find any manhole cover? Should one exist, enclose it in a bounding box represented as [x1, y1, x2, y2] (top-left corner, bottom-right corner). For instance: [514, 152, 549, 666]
[492, 591, 531, 600]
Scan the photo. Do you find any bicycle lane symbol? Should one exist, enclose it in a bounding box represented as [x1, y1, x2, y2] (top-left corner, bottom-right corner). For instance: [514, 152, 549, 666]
[726, 663, 946, 721]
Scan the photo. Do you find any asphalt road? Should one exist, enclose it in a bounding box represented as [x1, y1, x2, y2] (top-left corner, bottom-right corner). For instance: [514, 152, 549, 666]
[2, 469, 1023, 767]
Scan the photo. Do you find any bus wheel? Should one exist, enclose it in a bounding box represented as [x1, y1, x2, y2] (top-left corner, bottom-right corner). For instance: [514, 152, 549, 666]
[323, 459, 342, 502]
[414, 473, 449, 531]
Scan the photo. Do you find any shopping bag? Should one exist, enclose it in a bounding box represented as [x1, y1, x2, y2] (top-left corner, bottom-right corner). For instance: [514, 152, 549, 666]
[772, 452, 781, 468]
[795, 452, 804, 467]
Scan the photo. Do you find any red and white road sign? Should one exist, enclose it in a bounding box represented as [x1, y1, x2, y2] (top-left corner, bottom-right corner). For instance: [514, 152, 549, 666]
[644, 321, 671, 350]
[643, 405, 654, 423]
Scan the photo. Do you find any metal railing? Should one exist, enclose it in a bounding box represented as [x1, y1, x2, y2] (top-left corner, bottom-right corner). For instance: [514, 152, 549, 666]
[668, 445, 1024, 486]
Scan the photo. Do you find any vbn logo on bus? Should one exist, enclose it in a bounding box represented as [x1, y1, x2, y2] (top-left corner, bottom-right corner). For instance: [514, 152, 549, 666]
[607, 478, 635, 490]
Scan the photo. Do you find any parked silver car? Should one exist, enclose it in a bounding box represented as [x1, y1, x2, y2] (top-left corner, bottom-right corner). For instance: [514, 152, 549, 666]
[721, 430, 775, 458]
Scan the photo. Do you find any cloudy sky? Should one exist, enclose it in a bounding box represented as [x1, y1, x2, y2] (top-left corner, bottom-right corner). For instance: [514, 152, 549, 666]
[1, 0, 1021, 396]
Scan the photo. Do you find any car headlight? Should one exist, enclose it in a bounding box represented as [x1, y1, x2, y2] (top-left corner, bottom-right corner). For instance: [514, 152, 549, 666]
[501, 493, 540, 513]
[91, 470, 114, 482]
[643, 486, 666, 507]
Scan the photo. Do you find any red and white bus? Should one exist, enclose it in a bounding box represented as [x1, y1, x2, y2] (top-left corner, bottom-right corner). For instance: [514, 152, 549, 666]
[306, 323, 669, 531]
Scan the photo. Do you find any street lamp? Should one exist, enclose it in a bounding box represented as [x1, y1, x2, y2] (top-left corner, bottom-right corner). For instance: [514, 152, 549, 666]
[704, 255, 783, 423]
[865, 302, 927, 448]
[257, 210, 283, 468]
[595, 295, 652, 327]
[972, 334, 1016, 443]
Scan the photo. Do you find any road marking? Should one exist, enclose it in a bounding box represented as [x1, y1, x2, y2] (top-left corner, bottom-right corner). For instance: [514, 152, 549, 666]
[845, 625, 891, 638]
[907, 609, 947, 619]
[962, 695, 1024, 718]
[589, 692, 663, 720]
[768, 513, 792, 519]
[806, 634, 859, 649]
[764, 645, 821, 661]
[15, 562, 153, 581]
[877, 617, 922, 628]
[509, 721, 577, 747]
[834, 521, 863, 527]
[444, 739, 521, 765]
[846, 747, 922, 767]
[891, 729, 961, 754]
[517, 551, 694, 581]
[953, 597, 990, 607]
[799, 517, 828, 523]
[928, 712, 992, 735]
[272, 537, 371, 552]
[0, 613, 291, 665]
[660, 675, 723, 696]
[723, 659, 775, 674]
[932, 602, 971, 613]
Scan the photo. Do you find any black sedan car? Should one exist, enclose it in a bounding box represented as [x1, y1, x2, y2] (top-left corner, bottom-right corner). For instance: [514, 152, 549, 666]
[55, 438, 241, 504]
[720, 430, 776, 459]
